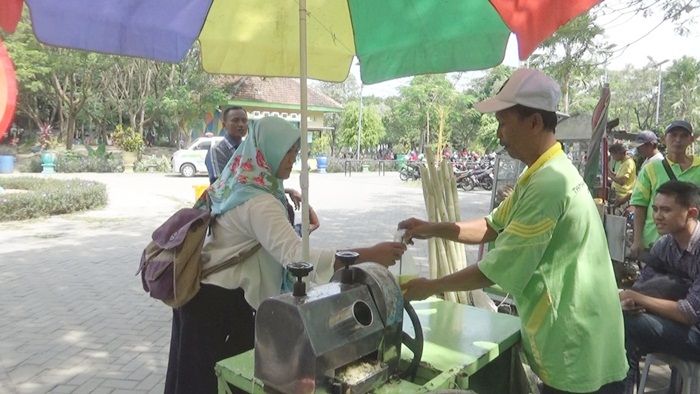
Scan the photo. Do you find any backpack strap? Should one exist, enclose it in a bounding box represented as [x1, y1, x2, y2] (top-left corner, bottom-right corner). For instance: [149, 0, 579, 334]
[661, 159, 678, 181]
[201, 243, 262, 278]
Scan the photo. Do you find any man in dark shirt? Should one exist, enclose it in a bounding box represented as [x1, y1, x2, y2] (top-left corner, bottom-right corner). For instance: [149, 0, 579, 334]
[205, 106, 248, 184]
[620, 180, 700, 391]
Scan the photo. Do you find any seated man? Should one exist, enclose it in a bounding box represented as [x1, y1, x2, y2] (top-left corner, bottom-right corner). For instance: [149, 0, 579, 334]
[620, 180, 700, 391]
[608, 143, 636, 211]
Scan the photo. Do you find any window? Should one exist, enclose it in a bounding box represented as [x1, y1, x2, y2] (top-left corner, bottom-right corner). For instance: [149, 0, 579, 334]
[195, 141, 212, 151]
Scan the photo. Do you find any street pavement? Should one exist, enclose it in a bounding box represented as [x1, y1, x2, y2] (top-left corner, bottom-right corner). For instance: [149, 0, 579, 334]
[0, 171, 491, 394]
[0, 171, 672, 393]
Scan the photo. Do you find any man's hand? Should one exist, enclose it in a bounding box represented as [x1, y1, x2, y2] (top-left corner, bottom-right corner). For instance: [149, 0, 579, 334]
[629, 241, 643, 259]
[285, 188, 302, 210]
[397, 217, 433, 244]
[619, 290, 646, 314]
[401, 277, 436, 301]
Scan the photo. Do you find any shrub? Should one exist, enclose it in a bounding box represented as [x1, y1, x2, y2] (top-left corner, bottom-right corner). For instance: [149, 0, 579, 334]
[113, 124, 144, 153]
[0, 177, 108, 222]
[135, 154, 171, 172]
[55, 151, 123, 173]
[38, 123, 57, 151]
[0, 145, 17, 156]
[16, 155, 42, 173]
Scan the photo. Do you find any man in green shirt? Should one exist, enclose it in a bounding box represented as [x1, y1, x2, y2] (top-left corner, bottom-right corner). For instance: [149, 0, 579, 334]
[399, 69, 627, 393]
[630, 120, 700, 258]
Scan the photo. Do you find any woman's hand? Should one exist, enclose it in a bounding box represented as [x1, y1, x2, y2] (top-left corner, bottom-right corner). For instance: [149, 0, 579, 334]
[367, 242, 406, 267]
[285, 188, 302, 210]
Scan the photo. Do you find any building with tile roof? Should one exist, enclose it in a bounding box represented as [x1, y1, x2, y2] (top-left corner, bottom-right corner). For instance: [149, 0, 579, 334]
[213, 76, 342, 132]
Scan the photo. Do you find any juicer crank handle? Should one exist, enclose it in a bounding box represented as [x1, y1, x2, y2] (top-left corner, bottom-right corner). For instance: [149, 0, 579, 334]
[399, 301, 423, 381]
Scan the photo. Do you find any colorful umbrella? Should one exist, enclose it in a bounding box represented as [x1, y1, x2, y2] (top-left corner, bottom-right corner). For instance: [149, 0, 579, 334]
[16, 0, 599, 84]
[5, 0, 600, 259]
[0, 39, 18, 143]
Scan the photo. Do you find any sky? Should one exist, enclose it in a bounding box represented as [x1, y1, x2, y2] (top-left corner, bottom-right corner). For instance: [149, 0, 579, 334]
[352, 0, 700, 98]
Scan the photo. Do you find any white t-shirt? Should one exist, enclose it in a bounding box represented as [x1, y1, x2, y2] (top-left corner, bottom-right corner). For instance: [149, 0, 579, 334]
[641, 151, 664, 169]
[200, 193, 336, 309]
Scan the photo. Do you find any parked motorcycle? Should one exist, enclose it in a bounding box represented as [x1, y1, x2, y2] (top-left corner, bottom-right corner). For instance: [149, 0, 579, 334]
[456, 159, 494, 191]
[399, 162, 421, 181]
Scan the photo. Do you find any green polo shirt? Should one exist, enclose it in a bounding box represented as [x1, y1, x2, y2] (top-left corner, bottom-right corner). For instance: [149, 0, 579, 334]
[630, 156, 700, 248]
[479, 144, 627, 392]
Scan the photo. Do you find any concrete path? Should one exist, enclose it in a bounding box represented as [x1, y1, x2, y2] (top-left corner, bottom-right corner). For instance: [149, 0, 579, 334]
[0, 172, 670, 393]
[0, 172, 490, 394]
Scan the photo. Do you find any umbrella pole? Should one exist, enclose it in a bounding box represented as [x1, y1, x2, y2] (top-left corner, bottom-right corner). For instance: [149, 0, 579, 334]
[299, 0, 310, 262]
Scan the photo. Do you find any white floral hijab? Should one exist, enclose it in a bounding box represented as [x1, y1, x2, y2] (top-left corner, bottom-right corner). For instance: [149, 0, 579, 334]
[210, 117, 299, 215]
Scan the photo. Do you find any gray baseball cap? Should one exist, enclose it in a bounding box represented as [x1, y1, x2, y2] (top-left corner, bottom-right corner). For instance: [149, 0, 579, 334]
[631, 130, 659, 147]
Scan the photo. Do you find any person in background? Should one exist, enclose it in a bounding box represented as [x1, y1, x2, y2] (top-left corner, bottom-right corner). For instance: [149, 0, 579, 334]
[630, 120, 700, 258]
[632, 130, 663, 169]
[408, 147, 419, 162]
[399, 69, 627, 393]
[620, 180, 700, 393]
[165, 117, 406, 394]
[205, 106, 248, 184]
[608, 143, 637, 210]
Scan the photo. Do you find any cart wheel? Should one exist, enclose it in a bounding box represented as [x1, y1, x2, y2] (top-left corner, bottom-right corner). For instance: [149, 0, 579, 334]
[399, 301, 423, 381]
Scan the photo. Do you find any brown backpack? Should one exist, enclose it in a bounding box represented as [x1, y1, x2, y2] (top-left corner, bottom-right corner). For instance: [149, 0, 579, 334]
[137, 195, 260, 308]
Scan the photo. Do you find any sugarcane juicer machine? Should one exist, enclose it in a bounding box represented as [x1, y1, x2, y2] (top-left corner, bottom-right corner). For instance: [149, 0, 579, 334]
[254, 251, 423, 394]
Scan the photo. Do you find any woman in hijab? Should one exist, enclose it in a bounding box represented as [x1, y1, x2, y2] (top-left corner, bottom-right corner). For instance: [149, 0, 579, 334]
[165, 117, 406, 394]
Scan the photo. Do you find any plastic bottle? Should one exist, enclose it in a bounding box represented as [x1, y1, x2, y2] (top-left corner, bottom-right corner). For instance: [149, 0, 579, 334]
[393, 229, 419, 285]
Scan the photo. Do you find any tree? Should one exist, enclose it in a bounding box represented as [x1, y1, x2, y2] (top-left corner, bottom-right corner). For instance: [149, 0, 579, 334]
[313, 75, 360, 156]
[529, 13, 613, 114]
[620, 0, 700, 34]
[338, 101, 385, 154]
[2, 17, 54, 130]
[49, 49, 105, 149]
[662, 56, 700, 127]
[382, 75, 456, 153]
[607, 65, 658, 131]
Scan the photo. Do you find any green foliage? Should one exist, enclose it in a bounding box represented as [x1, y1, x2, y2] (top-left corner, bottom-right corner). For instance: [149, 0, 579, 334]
[607, 66, 658, 131]
[310, 133, 333, 156]
[134, 155, 171, 172]
[0, 177, 107, 222]
[55, 151, 123, 173]
[338, 102, 385, 151]
[530, 13, 612, 113]
[663, 56, 700, 127]
[112, 124, 144, 153]
[85, 143, 110, 159]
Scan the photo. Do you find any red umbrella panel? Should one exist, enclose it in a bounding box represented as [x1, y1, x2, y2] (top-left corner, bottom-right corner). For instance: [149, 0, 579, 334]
[0, 39, 19, 142]
[0, 0, 24, 34]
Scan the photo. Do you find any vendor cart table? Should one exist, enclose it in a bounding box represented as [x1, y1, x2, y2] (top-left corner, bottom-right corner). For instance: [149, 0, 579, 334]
[215, 298, 523, 393]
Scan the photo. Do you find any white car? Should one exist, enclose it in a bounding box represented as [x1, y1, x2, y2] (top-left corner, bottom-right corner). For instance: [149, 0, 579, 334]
[171, 136, 223, 177]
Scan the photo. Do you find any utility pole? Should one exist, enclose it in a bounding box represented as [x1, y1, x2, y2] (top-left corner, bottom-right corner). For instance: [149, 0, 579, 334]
[648, 57, 668, 126]
[357, 83, 363, 160]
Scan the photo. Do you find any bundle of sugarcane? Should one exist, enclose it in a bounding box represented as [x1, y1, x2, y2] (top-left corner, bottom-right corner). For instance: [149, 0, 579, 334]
[420, 147, 496, 310]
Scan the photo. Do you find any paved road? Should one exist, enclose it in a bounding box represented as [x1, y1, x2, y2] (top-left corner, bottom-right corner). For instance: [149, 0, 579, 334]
[0, 171, 491, 393]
